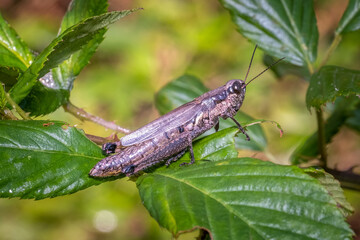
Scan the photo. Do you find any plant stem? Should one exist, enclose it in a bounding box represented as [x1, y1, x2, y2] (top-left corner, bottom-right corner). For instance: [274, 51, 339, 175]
[324, 167, 360, 191]
[85, 133, 120, 145]
[311, 34, 343, 166]
[4, 92, 31, 120]
[316, 108, 327, 165]
[85, 134, 109, 145]
[63, 101, 131, 134]
[0, 108, 18, 120]
[306, 60, 314, 75]
[320, 34, 342, 68]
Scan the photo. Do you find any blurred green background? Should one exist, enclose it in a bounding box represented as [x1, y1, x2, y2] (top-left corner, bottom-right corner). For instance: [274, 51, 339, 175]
[0, 0, 359, 239]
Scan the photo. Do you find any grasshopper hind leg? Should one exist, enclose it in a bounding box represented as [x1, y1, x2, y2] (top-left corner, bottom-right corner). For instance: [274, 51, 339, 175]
[166, 134, 196, 167]
[180, 135, 196, 166]
[165, 149, 187, 166]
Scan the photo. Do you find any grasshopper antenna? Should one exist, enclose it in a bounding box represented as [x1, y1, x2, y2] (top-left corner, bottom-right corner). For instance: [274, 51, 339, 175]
[243, 45, 258, 82]
[245, 57, 285, 86]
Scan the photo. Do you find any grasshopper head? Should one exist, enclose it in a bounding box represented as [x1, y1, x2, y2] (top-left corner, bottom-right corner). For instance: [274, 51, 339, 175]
[224, 79, 246, 112]
[226, 79, 246, 95]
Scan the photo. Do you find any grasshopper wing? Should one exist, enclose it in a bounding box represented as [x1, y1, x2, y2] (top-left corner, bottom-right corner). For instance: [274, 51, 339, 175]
[121, 100, 203, 146]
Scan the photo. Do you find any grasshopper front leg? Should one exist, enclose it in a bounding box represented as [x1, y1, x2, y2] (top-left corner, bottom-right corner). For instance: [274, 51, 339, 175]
[229, 116, 250, 141]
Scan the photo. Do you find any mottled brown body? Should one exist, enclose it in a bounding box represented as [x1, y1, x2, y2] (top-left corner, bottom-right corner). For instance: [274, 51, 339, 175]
[89, 80, 247, 177]
[89, 45, 282, 177]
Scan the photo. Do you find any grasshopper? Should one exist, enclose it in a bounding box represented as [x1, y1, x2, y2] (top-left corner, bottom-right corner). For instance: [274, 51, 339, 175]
[90, 46, 283, 177]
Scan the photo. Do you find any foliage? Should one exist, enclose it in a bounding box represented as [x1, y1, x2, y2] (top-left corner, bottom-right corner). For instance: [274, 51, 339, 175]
[138, 158, 352, 239]
[0, 120, 105, 199]
[0, 0, 359, 239]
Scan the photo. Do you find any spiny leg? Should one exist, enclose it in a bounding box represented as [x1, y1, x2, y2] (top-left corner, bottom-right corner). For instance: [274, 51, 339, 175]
[180, 135, 195, 166]
[165, 149, 187, 166]
[229, 116, 250, 141]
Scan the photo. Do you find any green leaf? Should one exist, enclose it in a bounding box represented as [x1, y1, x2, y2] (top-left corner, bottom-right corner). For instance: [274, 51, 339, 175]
[220, 0, 318, 66]
[155, 74, 268, 151]
[291, 96, 360, 164]
[0, 120, 116, 200]
[335, 0, 360, 34]
[137, 158, 353, 239]
[0, 121, 238, 200]
[57, 0, 109, 79]
[205, 112, 268, 151]
[178, 127, 239, 163]
[19, 0, 111, 116]
[0, 83, 5, 109]
[304, 168, 354, 217]
[345, 105, 360, 132]
[0, 13, 33, 72]
[155, 74, 208, 115]
[59, 0, 109, 33]
[306, 66, 360, 110]
[263, 54, 310, 80]
[19, 74, 71, 116]
[9, 10, 138, 106]
[0, 66, 19, 90]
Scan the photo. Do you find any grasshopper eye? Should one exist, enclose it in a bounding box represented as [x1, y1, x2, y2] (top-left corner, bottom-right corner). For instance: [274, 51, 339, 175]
[232, 81, 242, 93]
[227, 81, 243, 94]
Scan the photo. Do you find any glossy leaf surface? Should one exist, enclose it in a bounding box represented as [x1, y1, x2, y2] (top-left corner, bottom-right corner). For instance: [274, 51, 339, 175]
[306, 66, 360, 110]
[220, 0, 318, 66]
[178, 127, 239, 164]
[0, 120, 108, 199]
[0, 121, 239, 199]
[336, 0, 360, 34]
[20, 0, 111, 116]
[304, 168, 354, 217]
[9, 10, 136, 106]
[137, 158, 353, 239]
[0, 13, 33, 72]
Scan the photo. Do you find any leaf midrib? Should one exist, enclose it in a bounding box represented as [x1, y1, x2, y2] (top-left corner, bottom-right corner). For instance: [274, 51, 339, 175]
[252, 0, 302, 58]
[0, 41, 30, 69]
[155, 171, 266, 239]
[153, 167, 346, 238]
[0, 145, 102, 160]
[280, 0, 313, 66]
